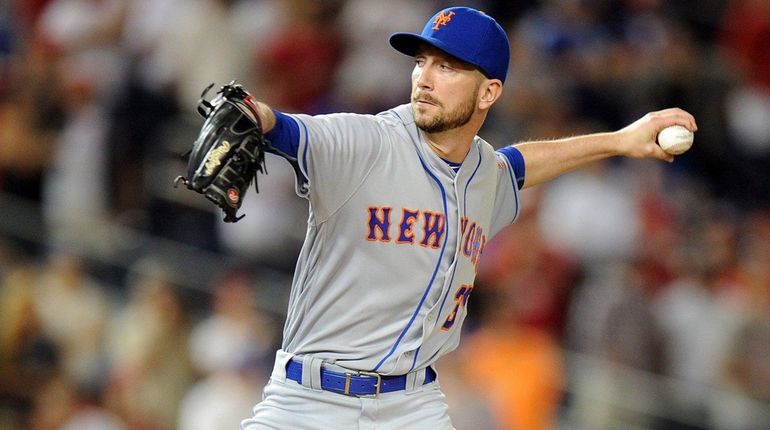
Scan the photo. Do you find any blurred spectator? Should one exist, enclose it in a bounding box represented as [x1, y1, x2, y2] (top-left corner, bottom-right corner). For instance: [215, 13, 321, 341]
[565, 261, 666, 372]
[32, 251, 110, 393]
[713, 317, 770, 430]
[0, 263, 59, 428]
[35, 0, 126, 49]
[40, 49, 117, 253]
[0, 7, 64, 204]
[563, 262, 667, 429]
[35, 0, 127, 104]
[459, 285, 565, 430]
[179, 266, 276, 430]
[0, 90, 55, 202]
[718, 0, 770, 206]
[507, 0, 624, 128]
[28, 373, 125, 430]
[254, 0, 345, 113]
[652, 204, 748, 426]
[537, 162, 641, 264]
[735, 210, 770, 316]
[105, 258, 192, 430]
[117, 0, 186, 95]
[105, 0, 183, 218]
[177, 365, 264, 430]
[719, 0, 770, 93]
[188, 267, 275, 375]
[707, 209, 770, 430]
[629, 160, 684, 294]
[152, 0, 263, 111]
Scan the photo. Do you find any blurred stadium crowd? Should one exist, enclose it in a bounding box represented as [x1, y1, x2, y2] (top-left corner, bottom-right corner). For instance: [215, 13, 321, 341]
[1, 0, 769, 429]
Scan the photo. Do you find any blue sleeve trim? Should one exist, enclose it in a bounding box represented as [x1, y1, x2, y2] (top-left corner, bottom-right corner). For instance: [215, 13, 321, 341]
[497, 146, 526, 189]
[264, 110, 300, 159]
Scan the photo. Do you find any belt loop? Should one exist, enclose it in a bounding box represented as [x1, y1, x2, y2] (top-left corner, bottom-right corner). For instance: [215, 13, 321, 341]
[301, 355, 324, 391]
[271, 349, 293, 383]
[405, 367, 427, 394]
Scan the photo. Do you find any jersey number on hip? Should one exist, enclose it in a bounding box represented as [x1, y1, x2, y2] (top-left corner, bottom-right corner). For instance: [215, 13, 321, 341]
[441, 284, 474, 331]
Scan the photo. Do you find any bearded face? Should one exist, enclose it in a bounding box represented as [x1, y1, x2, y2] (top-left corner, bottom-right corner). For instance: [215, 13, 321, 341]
[409, 44, 487, 134]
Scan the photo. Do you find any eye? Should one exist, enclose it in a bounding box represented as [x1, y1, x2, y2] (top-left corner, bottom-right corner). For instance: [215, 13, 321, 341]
[439, 63, 454, 72]
[415, 57, 426, 67]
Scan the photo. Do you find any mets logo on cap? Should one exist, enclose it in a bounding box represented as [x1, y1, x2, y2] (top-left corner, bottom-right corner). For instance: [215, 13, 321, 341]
[432, 10, 455, 30]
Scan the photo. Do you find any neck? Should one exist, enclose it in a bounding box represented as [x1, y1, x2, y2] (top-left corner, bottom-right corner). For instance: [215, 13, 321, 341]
[422, 117, 484, 163]
[423, 132, 471, 163]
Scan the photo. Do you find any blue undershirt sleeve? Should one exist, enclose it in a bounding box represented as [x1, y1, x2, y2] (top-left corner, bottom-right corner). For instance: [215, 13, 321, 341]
[496, 146, 526, 190]
[264, 110, 300, 159]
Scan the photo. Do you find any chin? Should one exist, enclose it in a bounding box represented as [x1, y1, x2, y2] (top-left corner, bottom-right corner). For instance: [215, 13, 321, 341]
[414, 116, 434, 131]
[413, 106, 434, 123]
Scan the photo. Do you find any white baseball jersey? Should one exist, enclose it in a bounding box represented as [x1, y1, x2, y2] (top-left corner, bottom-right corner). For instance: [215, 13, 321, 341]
[280, 103, 520, 375]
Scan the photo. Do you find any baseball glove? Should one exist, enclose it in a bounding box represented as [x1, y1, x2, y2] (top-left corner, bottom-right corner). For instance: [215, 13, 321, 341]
[174, 81, 267, 222]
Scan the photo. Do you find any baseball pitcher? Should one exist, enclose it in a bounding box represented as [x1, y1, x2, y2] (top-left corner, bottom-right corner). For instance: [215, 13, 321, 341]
[175, 6, 697, 429]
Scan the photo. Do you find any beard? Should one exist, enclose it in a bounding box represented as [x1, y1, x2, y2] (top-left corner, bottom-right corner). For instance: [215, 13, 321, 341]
[412, 91, 477, 133]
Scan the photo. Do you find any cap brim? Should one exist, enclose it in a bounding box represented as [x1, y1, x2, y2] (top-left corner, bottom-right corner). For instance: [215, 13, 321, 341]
[389, 32, 431, 57]
[389, 32, 486, 77]
[390, 32, 473, 63]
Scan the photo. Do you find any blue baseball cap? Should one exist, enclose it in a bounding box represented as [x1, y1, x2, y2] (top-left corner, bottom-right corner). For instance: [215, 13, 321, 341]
[389, 7, 510, 83]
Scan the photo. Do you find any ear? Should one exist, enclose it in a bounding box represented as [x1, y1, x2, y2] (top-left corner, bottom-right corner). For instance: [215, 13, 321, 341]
[478, 79, 503, 110]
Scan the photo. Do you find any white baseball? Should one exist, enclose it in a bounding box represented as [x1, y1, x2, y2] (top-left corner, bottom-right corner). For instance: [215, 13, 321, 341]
[657, 125, 693, 155]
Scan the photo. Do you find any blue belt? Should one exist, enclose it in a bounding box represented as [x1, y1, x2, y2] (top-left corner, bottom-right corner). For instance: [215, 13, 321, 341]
[285, 360, 436, 397]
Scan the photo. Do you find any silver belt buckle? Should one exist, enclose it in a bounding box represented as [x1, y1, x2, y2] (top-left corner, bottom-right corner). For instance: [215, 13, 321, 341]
[344, 371, 382, 398]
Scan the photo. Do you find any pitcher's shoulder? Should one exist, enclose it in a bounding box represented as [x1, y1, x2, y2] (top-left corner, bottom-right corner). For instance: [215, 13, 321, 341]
[474, 135, 500, 156]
